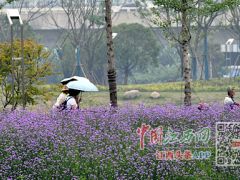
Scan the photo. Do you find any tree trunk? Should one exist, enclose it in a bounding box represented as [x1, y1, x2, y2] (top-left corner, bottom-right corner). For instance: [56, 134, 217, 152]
[181, 0, 191, 106]
[105, 0, 117, 107]
[209, 59, 213, 79]
[191, 56, 197, 80]
[124, 68, 129, 85]
[203, 28, 209, 80]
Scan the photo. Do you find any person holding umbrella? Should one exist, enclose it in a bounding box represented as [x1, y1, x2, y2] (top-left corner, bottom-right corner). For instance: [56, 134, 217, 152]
[65, 89, 81, 110]
[52, 85, 69, 110]
[61, 76, 98, 92]
[54, 76, 99, 110]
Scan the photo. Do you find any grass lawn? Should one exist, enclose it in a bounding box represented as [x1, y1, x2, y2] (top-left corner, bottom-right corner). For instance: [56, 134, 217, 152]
[35, 90, 228, 110]
[36, 77, 240, 110]
[4, 78, 240, 110]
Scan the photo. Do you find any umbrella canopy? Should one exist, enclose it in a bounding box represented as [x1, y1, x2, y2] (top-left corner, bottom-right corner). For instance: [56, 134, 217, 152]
[66, 77, 99, 92]
[61, 77, 77, 85]
[61, 76, 92, 85]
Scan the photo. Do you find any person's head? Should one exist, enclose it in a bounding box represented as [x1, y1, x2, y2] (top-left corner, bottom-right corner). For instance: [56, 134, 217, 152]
[61, 85, 69, 94]
[227, 86, 235, 98]
[68, 89, 80, 97]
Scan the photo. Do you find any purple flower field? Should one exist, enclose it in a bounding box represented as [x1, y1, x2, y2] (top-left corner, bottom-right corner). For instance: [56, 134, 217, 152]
[0, 104, 239, 179]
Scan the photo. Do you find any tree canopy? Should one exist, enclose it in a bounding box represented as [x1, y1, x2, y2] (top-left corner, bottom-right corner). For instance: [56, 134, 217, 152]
[149, 0, 240, 105]
[113, 23, 161, 84]
[0, 39, 52, 109]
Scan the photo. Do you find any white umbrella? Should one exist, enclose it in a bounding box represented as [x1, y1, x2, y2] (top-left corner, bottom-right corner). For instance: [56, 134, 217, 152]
[61, 77, 77, 85]
[66, 77, 99, 92]
[71, 76, 91, 82]
[61, 76, 92, 85]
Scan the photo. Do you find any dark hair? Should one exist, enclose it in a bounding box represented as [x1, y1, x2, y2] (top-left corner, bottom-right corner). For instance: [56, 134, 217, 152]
[227, 86, 235, 96]
[228, 90, 235, 96]
[68, 89, 80, 96]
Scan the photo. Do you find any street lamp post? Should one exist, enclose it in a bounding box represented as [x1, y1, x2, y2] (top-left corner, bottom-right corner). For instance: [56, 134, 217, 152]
[6, 9, 24, 109]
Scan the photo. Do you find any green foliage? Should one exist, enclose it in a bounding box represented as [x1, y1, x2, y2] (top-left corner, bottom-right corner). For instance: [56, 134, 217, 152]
[153, 0, 240, 15]
[0, 39, 52, 109]
[49, 34, 76, 80]
[87, 2, 105, 26]
[128, 45, 181, 84]
[148, 0, 240, 42]
[149, 0, 240, 105]
[196, 0, 240, 15]
[61, 38, 76, 77]
[55, 23, 162, 85]
[54, 31, 104, 80]
[113, 23, 161, 84]
[130, 64, 180, 84]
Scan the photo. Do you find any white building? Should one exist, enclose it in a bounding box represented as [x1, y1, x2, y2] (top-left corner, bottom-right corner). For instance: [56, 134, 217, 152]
[1, 0, 152, 30]
[1, 0, 138, 8]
